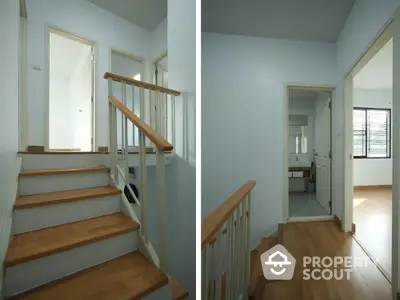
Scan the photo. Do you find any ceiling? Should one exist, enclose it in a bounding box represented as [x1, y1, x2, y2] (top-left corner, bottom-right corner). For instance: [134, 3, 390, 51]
[353, 39, 393, 90]
[202, 0, 355, 42]
[50, 33, 90, 79]
[88, 0, 166, 31]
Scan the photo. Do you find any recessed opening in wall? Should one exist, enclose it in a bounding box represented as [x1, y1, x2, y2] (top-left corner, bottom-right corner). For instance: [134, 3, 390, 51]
[284, 86, 335, 222]
[47, 28, 95, 152]
[350, 35, 393, 281]
[110, 49, 144, 150]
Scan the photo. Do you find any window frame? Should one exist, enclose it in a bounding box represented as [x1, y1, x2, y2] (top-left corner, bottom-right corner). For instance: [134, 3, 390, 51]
[353, 107, 391, 159]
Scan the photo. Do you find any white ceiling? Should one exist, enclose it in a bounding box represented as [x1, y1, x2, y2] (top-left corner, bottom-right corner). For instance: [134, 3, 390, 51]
[353, 39, 393, 90]
[202, 0, 355, 42]
[88, 0, 166, 31]
[50, 33, 90, 79]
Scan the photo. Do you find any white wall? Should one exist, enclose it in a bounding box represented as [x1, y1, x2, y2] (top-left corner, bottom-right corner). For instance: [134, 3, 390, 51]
[0, 0, 21, 296]
[26, 0, 151, 148]
[167, 0, 196, 298]
[151, 18, 167, 61]
[202, 32, 336, 246]
[353, 89, 393, 186]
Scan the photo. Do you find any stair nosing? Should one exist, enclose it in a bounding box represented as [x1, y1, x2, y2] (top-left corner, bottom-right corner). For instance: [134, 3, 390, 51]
[5, 213, 139, 268]
[14, 187, 121, 210]
[19, 166, 110, 177]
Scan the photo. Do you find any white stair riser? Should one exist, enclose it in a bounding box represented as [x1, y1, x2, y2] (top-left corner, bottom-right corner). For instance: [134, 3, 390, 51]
[142, 281, 171, 300]
[19, 172, 109, 195]
[13, 196, 121, 234]
[21, 154, 109, 170]
[5, 232, 137, 297]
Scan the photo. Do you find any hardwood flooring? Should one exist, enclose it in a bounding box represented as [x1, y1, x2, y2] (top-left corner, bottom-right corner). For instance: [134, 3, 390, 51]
[260, 221, 391, 300]
[353, 187, 392, 278]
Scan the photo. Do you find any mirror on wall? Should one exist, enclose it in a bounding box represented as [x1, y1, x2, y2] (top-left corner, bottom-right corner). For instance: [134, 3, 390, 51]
[289, 115, 308, 154]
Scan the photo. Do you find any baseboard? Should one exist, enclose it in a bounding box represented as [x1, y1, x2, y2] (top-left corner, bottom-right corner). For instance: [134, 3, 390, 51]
[354, 185, 392, 191]
[334, 215, 356, 233]
[288, 215, 334, 223]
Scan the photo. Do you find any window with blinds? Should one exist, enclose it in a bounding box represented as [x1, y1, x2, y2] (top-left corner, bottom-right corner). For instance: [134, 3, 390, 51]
[353, 108, 391, 159]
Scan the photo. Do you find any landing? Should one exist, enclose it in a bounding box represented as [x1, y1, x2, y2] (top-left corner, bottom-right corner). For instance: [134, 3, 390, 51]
[262, 221, 391, 300]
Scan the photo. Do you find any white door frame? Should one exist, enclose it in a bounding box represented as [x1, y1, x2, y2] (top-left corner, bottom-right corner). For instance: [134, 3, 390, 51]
[45, 25, 97, 151]
[343, 21, 396, 294]
[153, 51, 168, 86]
[19, 13, 28, 151]
[283, 84, 336, 222]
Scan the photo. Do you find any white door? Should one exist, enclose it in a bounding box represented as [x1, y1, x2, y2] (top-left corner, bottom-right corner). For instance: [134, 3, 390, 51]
[314, 92, 331, 214]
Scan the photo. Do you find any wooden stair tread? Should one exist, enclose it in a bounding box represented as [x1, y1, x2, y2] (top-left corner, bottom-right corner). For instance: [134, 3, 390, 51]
[14, 186, 121, 210]
[172, 278, 189, 300]
[19, 166, 109, 177]
[249, 237, 278, 298]
[5, 213, 139, 267]
[9, 251, 168, 300]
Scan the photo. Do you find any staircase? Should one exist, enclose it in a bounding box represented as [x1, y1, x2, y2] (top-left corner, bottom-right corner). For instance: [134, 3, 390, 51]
[3, 73, 188, 299]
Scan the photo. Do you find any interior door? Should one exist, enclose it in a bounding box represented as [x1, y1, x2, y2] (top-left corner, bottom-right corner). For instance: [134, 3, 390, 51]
[314, 92, 331, 214]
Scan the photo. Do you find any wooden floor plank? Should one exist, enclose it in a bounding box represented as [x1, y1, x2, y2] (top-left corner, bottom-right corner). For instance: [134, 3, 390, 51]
[172, 278, 189, 300]
[19, 166, 109, 177]
[5, 213, 139, 267]
[353, 187, 392, 278]
[14, 186, 121, 209]
[263, 221, 391, 300]
[9, 252, 168, 300]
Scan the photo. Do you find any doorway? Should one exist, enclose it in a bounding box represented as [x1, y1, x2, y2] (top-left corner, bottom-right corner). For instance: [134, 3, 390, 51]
[48, 28, 94, 152]
[344, 27, 393, 280]
[284, 85, 335, 221]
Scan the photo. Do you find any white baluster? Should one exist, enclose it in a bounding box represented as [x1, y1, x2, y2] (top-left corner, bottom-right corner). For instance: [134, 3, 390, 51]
[140, 87, 145, 146]
[234, 207, 240, 298]
[132, 84, 135, 147]
[156, 148, 166, 271]
[245, 193, 252, 298]
[215, 230, 222, 300]
[202, 246, 210, 300]
[113, 106, 118, 185]
[139, 130, 148, 243]
[172, 95, 176, 147]
[226, 215, 233, 300]
[123, 82, 129, 185]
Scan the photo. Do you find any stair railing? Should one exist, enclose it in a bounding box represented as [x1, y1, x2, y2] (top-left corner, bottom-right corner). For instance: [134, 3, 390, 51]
[202, 181, 256, 300]
[105, 72, 179, 273]
[104, 72, 179, 150]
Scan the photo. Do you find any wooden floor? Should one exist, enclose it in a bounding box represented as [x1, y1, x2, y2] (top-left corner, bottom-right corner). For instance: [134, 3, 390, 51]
[353, 187, 392, 278]
[261, 221, 391, 300]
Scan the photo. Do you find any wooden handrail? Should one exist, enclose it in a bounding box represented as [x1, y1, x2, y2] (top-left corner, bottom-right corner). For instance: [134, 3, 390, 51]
[201, 180, 256, 248]
[104, 72, 180, 96]
[109, 96, 174, 151]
